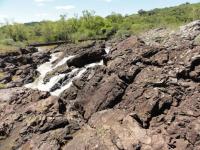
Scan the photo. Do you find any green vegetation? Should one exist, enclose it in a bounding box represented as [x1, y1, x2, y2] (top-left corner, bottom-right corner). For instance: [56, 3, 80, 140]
[0, 44, 18, 53]
[0, 2, 200, 48]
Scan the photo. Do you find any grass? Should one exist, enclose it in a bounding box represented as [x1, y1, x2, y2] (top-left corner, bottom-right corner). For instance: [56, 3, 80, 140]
[78, 40, 95, 47]
[37, 45, 58, 52]
[0, 38, 24, 54]
[0, 44, 19, 54]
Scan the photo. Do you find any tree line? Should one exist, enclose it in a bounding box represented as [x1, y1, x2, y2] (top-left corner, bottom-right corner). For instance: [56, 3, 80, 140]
[0, 2, 200, 47]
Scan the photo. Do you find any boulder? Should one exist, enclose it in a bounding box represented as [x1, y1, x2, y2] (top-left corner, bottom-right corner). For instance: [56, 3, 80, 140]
[67, 48, 106, 67]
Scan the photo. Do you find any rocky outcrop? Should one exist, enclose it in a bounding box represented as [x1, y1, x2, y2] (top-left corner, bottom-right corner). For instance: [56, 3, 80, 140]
[0, 87, 83, 150]
[1, 21, 200, 150]
[43, 41, 106, 83]
[61, 21, 200, 149]
[67, 47, 106, 68]
[0, 47, 50, 88]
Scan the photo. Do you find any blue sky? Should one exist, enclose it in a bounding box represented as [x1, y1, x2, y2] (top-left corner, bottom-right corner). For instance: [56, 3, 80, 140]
[0, 0, 199, 23]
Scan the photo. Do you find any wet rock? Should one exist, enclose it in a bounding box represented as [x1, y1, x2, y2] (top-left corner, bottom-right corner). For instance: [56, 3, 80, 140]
[43, 65, 72, 83]
[31, 51, 50, 64]
[20, 46, 37, 54]
[67, 48, 106, 67]
[0, 47, 49, 89]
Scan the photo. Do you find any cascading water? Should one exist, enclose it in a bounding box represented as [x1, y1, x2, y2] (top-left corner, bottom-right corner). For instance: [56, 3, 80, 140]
[54, 55, 75, 68]
[25, 52, 61, 91]
[25, 52, 74, 92]
[51, 60, 104, 96]
[25, 47, 110, 96]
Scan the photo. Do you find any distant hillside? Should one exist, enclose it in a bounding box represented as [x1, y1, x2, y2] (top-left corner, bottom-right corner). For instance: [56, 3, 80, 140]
[0, 2, 200, 49]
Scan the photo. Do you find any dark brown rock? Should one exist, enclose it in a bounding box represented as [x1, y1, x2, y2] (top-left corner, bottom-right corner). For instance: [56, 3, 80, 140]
[1, 21, 200, 150]
[67, 48, 106, 67]
[76, 74, 126, 119]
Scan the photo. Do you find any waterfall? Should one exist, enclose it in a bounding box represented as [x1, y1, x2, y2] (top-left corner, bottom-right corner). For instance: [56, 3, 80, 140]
[51, 60, 104, 96]
[25, 52, 74, 92]
[24, 47, 110, 96]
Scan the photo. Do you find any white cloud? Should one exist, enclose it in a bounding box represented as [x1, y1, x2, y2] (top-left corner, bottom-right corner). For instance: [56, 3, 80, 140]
[102, 0, 112, 2]
[55, 5, 75, 11]
[34, 0, 53, 2]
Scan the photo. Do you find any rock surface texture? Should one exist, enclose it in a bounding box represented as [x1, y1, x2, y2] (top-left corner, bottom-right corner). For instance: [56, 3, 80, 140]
[0, 47, 50, 88]
[1, 21, 200, 150]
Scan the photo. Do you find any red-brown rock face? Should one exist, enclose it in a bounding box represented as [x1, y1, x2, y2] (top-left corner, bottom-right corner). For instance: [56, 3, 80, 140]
[1, 21, 200, 150]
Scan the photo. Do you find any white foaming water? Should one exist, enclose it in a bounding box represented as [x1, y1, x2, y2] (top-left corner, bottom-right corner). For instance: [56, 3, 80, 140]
[37, 47, 43, 52]
[51, 81, 73, 96]
[51, 68, 81, 96]
[25, 53, 73, 91]
[40, 74, 66, 91]
[25, 47, 109, 96]
[37, 53, 59, 76]
[25, 53, 60, 90]
[86, 60, 104, 68]
[54, 55, 75, 68]
[51, 61, 103, 96]
[105, 47, 111, 54]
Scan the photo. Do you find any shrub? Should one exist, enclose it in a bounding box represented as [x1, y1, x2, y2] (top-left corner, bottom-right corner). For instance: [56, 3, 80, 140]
[0, 2, 200, 46]
[115, 29, 131, 39]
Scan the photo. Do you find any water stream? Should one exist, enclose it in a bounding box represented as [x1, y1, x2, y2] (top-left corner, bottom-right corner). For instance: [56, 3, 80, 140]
[25, 47, 110, 96]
